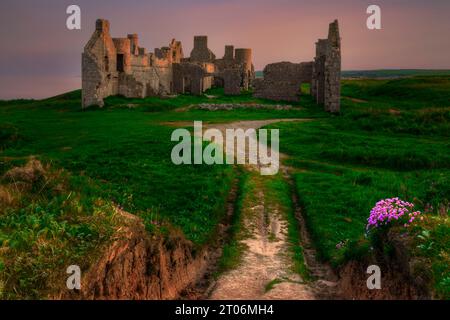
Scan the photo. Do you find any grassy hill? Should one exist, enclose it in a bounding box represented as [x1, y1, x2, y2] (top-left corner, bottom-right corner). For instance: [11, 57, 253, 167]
[0, 76, 449, 299]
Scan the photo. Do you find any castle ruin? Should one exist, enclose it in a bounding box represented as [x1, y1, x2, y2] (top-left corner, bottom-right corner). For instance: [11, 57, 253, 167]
[254, 20, 341, 112]
[82, 19, 253, 108]
[82, 19, 340, 112]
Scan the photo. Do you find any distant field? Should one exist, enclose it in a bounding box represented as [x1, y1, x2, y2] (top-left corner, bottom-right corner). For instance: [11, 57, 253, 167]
[256, 69, 450, 79]
[342, 69, 450, 79]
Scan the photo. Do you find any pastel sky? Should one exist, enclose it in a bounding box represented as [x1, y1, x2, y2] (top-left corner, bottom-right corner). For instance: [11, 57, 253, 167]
[0, 0, 449, 99]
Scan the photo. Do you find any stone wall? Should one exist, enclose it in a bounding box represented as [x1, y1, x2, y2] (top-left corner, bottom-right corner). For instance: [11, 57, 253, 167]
[324, 20, 341, 113]
[311, 39, 327, 104]
[224, 45, 234, 60]
[82, 18, 339, 110]
[253, 62, 313, 102]
[235, 49, 255, 90]
[190, 36, 216, 63]
[212, 46, 255, 95]
[222, 69, 242, 95]
[169, 39, 184, 63]
[154, 39, 184, 64]
[253, 20, 341, 112]
[82, 22, 227, 108]
[82, 19, 118, 107]
[127, 34, 139, 56]
[112, 38, 131, 74]
[173, 62, 213, 95]
[253, 78, 302, 102]
[82, 19, 188, 107]
[311, 20, 341, 113]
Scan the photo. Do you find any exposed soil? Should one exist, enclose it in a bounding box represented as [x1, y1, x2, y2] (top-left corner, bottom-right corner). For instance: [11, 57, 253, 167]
[57, 208, 212, 299]
[200, 119, 339, 300]
[57, 177, 240, 300]
[179, 176, 240, 299]
[208, 178, 317, 300]
[337, 229, 432, 300]
[337, 260, 421, 300]
[199, 119, 423, 300]
[284, 168, 340, 299]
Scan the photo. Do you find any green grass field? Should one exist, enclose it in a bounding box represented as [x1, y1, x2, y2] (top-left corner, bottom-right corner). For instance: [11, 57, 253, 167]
[0, 86, 316, 298]
[342, 69, 450, 79]
[0, 76, 449, 298]
[265, 76, 450, 298]
[256, 69, 450, 80]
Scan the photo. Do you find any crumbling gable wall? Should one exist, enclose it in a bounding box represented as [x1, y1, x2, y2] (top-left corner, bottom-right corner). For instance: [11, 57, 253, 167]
[82, 20, 118, 107]
[312, 20, 341, 113]
[311, 39, 328, 104]
[155, 39, 184, 64]
[169, 39, 184, 63]
[324, 20, 341, 113]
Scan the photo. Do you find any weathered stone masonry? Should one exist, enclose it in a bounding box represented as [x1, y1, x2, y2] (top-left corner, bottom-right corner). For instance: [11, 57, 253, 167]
[312, 20, 341, 113]
[82, 19, 341, 112]
[253, 62, 312, 102]
[254, 20, 341, 112]
[82, 19, 255, 108]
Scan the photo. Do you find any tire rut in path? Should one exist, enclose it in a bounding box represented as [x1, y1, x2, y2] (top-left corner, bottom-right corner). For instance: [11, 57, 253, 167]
[208, 174, 317, 300]
[200, 119, 339, 300]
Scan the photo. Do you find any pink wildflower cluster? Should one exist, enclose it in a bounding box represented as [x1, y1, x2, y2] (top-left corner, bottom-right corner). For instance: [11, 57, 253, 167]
[367, 197, 421, 230]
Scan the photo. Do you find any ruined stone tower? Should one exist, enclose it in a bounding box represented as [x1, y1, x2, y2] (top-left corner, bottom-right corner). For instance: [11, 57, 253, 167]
[311, 20, 341, 113]
[190, 36, 216, 63]
[235, 49, 255, 90]
[223, 45, 234, 60]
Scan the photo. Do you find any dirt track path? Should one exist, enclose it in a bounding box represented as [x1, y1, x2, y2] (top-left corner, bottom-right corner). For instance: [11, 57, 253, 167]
[208, 174, 317, 300]
[198, 119, 338, 300]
